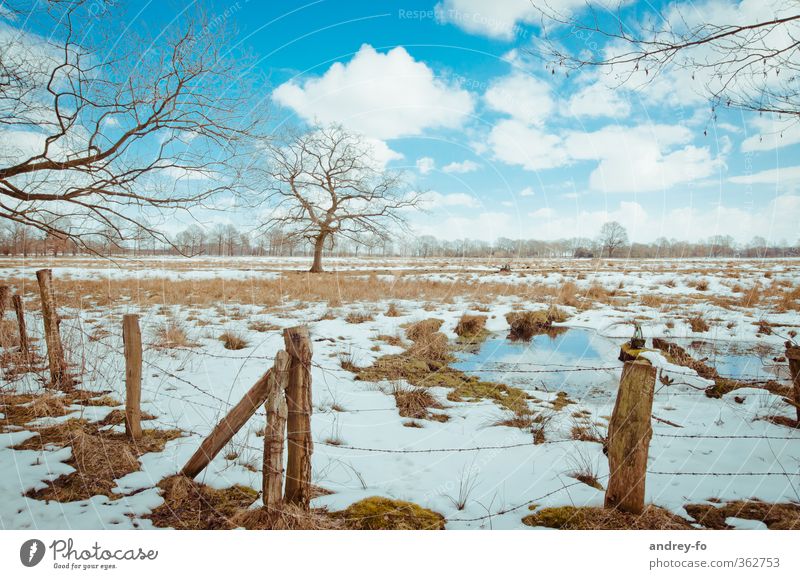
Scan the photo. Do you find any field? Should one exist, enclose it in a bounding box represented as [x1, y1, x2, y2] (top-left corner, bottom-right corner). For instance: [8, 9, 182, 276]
[1, 256, 800, 530]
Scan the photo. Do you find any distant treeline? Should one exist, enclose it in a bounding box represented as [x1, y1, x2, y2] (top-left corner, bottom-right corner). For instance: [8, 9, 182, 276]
[0, 223, 797, 259]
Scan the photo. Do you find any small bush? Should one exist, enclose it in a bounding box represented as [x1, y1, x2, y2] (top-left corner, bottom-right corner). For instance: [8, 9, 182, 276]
[220, 331, 248, 350]
[157, 319, 191, 348]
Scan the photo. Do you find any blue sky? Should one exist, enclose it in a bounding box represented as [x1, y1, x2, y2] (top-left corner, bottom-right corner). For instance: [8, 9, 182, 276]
[19, 0, 800, 244]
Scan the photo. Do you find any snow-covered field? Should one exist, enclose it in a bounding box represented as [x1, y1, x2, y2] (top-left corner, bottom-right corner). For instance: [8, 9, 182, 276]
[1, 257, 799, 530]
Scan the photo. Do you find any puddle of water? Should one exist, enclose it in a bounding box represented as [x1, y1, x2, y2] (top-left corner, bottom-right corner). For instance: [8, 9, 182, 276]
[453, 328, 621, 400]
[675, 339, 787, 381]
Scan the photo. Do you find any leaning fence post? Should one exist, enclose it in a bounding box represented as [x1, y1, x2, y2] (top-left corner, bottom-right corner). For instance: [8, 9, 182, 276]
[787, 342, 800, 425]
[283, 325, 313, 509]
[263, 350, 291, 510]
[181, 351, 291, 480]
[604, 359, 656, 515]
[35, 269, 71, 388]
[123, 314, 143, 441]
[12, 295, 30, 363]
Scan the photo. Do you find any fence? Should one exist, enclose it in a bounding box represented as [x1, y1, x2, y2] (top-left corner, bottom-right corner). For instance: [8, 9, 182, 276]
[1, 270, 799, 524]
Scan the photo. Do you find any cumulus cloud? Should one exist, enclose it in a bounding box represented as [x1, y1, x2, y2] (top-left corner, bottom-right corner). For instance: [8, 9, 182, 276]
[419, 191, 481, 209]
[484, 73, 553, 126]
[730, 165, 800, 190]
[416, 156, 436, 175]
[488, 119, 569, 171]
[741, 115, 800, 153]
[272, 44, 474, 140]
[435, 0, 626, 40]
[564, 81, 631, 118]
[442, 160, 480, 174]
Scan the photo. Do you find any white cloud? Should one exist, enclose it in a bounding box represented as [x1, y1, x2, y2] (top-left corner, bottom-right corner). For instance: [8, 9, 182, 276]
[272, 44, 474, 140]
[419, 191, 481, 209]
[519, 186, 535, 197]
[416, 157, 436, 175]
[434, 0, 626, 40]
[564, 81, 631, 118]
[442, 160, 480, 174]
[564, 124, 722, 193]
[484, 73, 553, 126]
[529, 207, 555, 219]
[488, 119, 569, 171]
[741, 115, 800, 153]
[730, 165, 800, 190]
[413, 211, 523, 241]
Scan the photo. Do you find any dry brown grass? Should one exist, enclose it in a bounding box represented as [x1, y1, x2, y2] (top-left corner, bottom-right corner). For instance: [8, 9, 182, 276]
[146, 475, 259, 529]
[385, 302, 403, 317]
[344, 310, 375, 324]
[247, 320, 280, 332]
[687, 314, 710, 333]
[155, 319, 193, 348]
[505, 306, 568, 341]
[404, 318, 444, 341]
[219, 330, 248, 350]
[20, 420, 182, 502]
[390, 383, 446, 421]
[231, 504, 342, 530]
[523, 505, 693, 530]
[684, 500, 800, 530]
[454, 314, 487, 338]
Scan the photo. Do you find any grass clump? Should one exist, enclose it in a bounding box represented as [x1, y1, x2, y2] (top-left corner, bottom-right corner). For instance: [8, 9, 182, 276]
[684, 500, 800, 530]
[146, 475, 258, 530]
[505, 306, 568, 340]
[454, 314, 488, 338]
[390, 383, 444, 421]
[220, 331, 248, 350]
[345, 310, 375, 324]
[404, 318, 444, 341]
[156, 319, 192, 348]
[247, 320, 279, 333]
[385, 303, 403, 317]
[522, 506, 693, 530]
[687, 314, 710, 333]
[338, 496, 445, 530]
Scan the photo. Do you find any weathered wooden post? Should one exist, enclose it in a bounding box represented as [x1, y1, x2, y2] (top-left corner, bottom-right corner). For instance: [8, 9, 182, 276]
[605, 359, 657, 515]
[181, 352, 291, 479]
[283, 325, 313, 509]
[787, 342, 800, 425]
[123, 314, 143, 441]
[12, 295, 30, 362]
[263, 350, 291, 510]
[0, 285, 9, 348]
[35, 269, 71, 388]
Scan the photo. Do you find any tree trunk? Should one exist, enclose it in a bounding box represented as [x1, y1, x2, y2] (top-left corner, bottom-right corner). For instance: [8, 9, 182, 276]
[309, 233, 327, 273]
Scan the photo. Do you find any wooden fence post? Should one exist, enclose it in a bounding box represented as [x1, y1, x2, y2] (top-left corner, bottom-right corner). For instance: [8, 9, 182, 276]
[0, 285, 9, 348]
[263, 350, 291, 510]
[605, 359, 656, 515]
[283, 325, 313, 509]
[787, 342, 800, 425]
[35, 269, 71, 388]
[123, 314, 143, 441]
[181, 351, 291, 480]
[12, 295, 30, 362]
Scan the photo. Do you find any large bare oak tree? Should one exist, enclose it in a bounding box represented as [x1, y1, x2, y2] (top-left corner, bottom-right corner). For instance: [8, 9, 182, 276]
[0, 1, 263, 252]
[262, 124, 421, 272]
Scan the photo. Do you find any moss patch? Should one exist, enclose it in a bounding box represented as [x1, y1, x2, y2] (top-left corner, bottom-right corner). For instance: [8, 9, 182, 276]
[522, 505, 693, 530]
[338, 496, 445, 530]
[684, 500, 800, 530]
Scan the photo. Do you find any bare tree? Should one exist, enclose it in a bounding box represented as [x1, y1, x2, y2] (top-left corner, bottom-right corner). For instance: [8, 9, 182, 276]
[0, 1, 263, 254]
[598, 221, 628, 257]
[530, 2, 800, 119]
[261, 124, 421, 272]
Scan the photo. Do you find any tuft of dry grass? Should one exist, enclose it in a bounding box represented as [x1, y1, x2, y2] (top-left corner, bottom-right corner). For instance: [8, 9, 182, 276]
[684, 500, 800, 530]
[156, 319, 192, 348]
[522, 505, 693, 530]
[389, 383, 444, 421]
[219, 331, 248, 350]
[337, 496, 445, 530]
[344, 310, 375, 324]
[384, 302, 403, 317]
[231, 504, 342, 530]
[404, 318, 444, 341]
[505, 306, 568, 341]
[454, 314, 488, 338]
[146, 475, 258, 530]
[687, 314, 710, 333]
[247, 320, 279, 333]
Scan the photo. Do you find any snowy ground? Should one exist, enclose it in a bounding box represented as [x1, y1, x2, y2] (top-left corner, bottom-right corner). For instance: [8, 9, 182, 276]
[1, 257, 799, 529]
